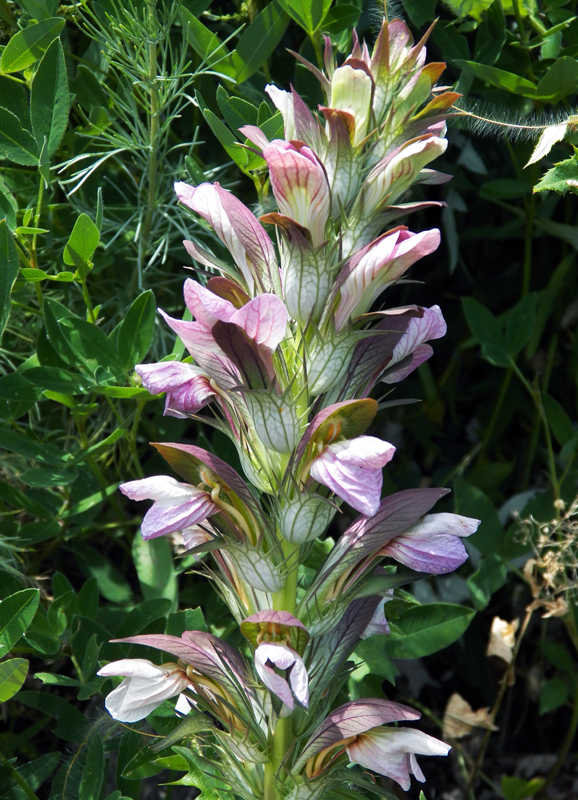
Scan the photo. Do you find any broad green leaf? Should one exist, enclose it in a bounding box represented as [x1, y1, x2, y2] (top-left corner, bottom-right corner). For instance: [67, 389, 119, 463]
[20, 467, 78, 487]
[43, 297, 82, 367]
[275, 0, 332, 34]
[198, 100, 249, 169]
[0, 588, 40, 655]
[474, 0, 506, 65]
[115, 598, 172, 639]
[24, 365, 86, 394]
[79, 735, 105, 800]
[18, 0, 59, 19]
[539, 676, 569, 715]
[180, 8, 237, 78]
[540, 641, 575, 673]
[351, 636, 399, 685]
[432, 22, 470, 64]
[542, 393, 575, 445]
[454, 479, 505, 556]
[67, 482, 121, 517]
[385, 603, 475, 659]
[0, 219, 19, 336]
[72, 542, 133, 603]
[132, 535, 177, 608]
[501, 776, 545, 800]
[58, 317, 123, 373]
[90, 385, 151, 398]
[234, 2, 289, 83]
[63, 213, 100, 269]
[467, 555, 507, 610]
[36, 673, 80, 687]
[170, 746, 227, 794]
[18, 691, 88, 741]
[443, 0, 493, 19]
[0, 17, 65, 73]
[76, 578, 98, 620]
[455, 60, 537, 96]
[0, 107, 39, 165]
[118, 289, 156, 370]
[0, 428, 66, 466]
[321, 4, 360, 33]
[166, 607, 208, 636]
[0, 657, 28, 701]
[0, 372, 41, 402]
[506, 292, 537, 355]
[462, 297, 509, 366]
[534, 153, 578, 195]
[535, 57, 578, 103]
[30, 38, 69, 157]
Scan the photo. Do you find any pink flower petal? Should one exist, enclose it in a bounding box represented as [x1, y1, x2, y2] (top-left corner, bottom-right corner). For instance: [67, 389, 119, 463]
[230, 293, 288, 351]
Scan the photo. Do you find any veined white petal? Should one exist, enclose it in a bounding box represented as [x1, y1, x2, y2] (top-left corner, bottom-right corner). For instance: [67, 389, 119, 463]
[120, 476, 195, 504]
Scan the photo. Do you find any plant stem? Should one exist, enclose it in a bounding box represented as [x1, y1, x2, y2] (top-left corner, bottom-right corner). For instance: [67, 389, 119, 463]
[263, 541, 300, 800]
[466, 608, 533, 793]
[29, 176, 44, 309]
[138, 0, 160, 290]
[540, 662, 578, 794]
[477, 364, 513, 464]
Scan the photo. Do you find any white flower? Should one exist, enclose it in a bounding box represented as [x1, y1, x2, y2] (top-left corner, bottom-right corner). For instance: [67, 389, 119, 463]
[97, 658, 190, 722]
[254, 643, 309, 713]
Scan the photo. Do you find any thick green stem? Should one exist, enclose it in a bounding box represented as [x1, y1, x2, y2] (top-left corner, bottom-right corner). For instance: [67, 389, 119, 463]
[263, 541, 300, 800]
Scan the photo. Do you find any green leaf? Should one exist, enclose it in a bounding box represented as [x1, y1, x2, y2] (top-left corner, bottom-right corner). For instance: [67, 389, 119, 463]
[0, 219, 19, 336]
[18, 0, 59, 19]
[0, 588, 40, 655]
[3, 753, 61, 800]
[0, 657, 28, 701]
[462, 296, 509, 365]
[30, 38, 69, 157]
[118, 289, 156, 371]
[197, 96, 249, 170]
[540, 641, 575, 673]
[539, 676, 569, 715]
[275, 0, 332, 34]
[432, 22, 470, 65]
[35, 672, 80, 687]
[233, 2, 289, 83]
[321, 3, 360, 33]
[24, 365, 85, 394]
[58, 317, 123, 373]
[0, 428, 66, 466]
[0, 107, 39, 165]
[18, 691, 88, 742]
[454, 479, 506, 557]
[506, 292, 537, 355]
[20, 467, 78, 487]
[43, 297, 82, 367]
[535, 56, 578, 102]
[180, 8, 236, 78]
[534, 153, 578, 195]
[166, 608, 207, 636]
[0, 373, 41, 402]
[443, 0, 493, 19]
[76, 578, 98, 620]
[474, 0, 506, 65]
[542, 393, 575, 445]
[72, 542, 133, 603]
[63, 213, 100, 270]
[79, 735, 105, 800]
[455, 60, 537, 96]
[170, 746, 227, 795]
[67, 482, 121, 517]
[0, 17, 65, 73]
[385, 603, 475, 658]
[351, 636, 399, 685]
[501, 775, 545, 800]
[467, 555, 507, 610]
[132, 535, 177, 608]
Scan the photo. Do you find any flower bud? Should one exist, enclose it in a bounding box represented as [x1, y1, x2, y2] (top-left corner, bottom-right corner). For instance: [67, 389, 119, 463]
[244, 390, 302, 454]
[279, 494, 336, 544]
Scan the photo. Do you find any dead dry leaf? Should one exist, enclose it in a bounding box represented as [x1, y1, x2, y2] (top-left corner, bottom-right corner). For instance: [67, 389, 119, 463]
[486, 616, 519, 663]
[442, 692, 498, 740]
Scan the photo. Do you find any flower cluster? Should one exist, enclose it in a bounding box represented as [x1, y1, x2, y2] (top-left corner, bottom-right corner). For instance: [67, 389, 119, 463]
[96, 19, 478, 800]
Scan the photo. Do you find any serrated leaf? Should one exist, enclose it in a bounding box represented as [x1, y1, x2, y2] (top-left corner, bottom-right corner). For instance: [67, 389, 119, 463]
[30, 38, 69, 157]
[0, 657, 29, 701]
[1, 17, 65, 73]
[534, 153, 578, 195]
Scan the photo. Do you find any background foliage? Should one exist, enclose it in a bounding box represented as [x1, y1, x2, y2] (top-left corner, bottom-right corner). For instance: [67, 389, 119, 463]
[0, 0, 577, 798]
